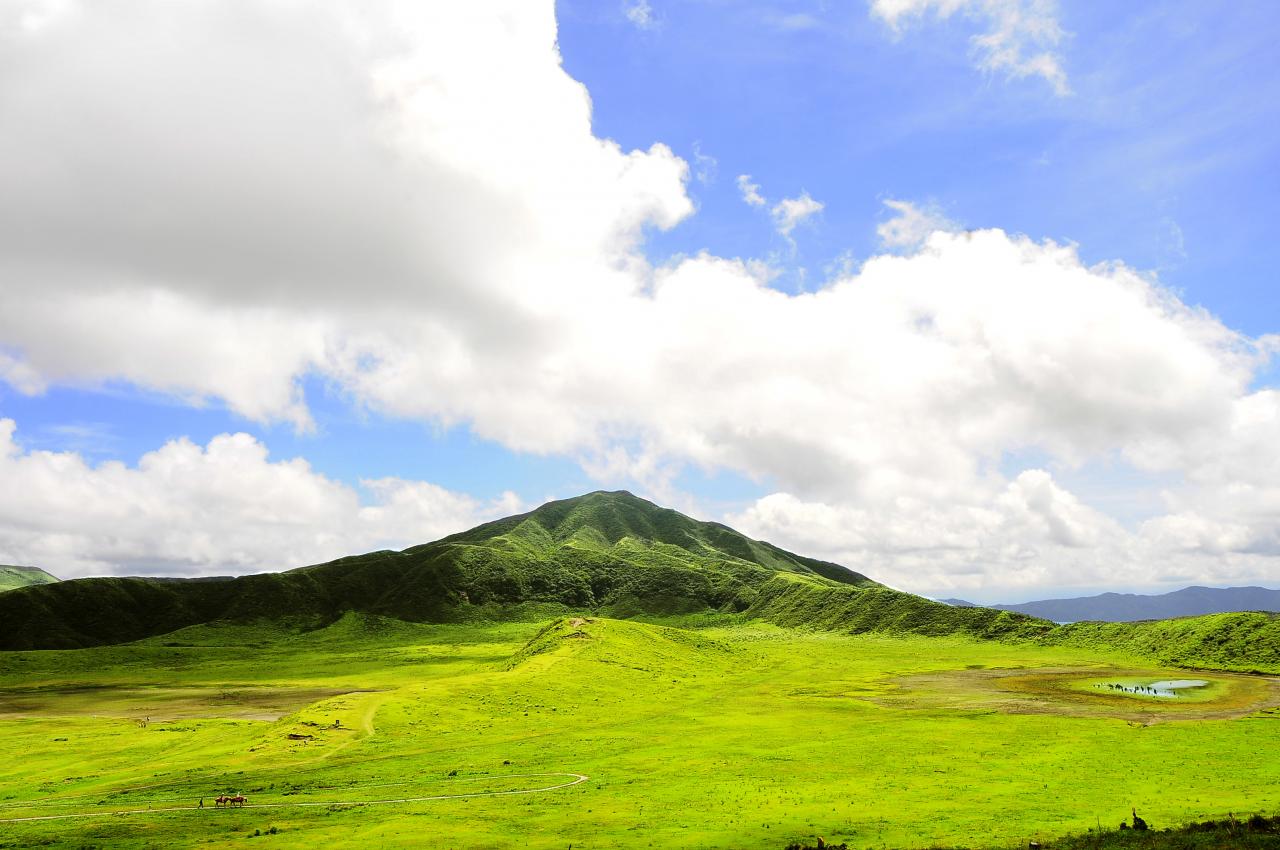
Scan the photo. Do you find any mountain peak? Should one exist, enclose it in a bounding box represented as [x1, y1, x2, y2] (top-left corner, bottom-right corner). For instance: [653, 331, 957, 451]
[0, 492, 872, 649]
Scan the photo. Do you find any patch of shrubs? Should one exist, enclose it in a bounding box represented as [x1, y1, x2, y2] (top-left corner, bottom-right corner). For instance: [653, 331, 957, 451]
[1048, 812, 1280, 849]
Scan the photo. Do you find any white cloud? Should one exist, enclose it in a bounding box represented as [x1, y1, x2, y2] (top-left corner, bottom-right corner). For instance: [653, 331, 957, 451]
[737, 174, 767, 207]
[772, 192, 824, 237]
[870, 0, 1069, 95]
[0, 350, 46, 395]
[0, 419, 519, 579]
[737, 178, 824, 240]
[0, 0, 692, 426]
[1, 0, 1279, 595]
[624, 0, 656, 30]
[691, 141, 717, 185]
[730, 472, 1129, 593]
[877, 198, 959, 250]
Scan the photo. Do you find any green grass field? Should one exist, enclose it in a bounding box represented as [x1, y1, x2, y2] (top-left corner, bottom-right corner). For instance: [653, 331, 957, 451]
[1, 614, 1277, 849]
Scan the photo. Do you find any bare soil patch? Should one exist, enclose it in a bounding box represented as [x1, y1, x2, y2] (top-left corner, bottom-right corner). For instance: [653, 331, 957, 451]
[0, 684, 365, 722]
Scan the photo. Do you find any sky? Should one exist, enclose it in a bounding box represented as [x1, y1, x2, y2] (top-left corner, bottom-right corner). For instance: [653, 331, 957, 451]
[0, 0, 1278, 602]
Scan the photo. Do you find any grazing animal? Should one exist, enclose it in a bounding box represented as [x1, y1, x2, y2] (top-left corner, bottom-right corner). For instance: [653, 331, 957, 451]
[230, 794, 246, 808]
[1132, 808, 1148, 831]
[213, 795, 228, 807]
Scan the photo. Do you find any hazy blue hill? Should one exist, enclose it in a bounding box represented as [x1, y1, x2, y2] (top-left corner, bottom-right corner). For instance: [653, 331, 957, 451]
[961, 586, 1280, 622]
[0, 491, 873, 649]
[0, 565, 59, 592]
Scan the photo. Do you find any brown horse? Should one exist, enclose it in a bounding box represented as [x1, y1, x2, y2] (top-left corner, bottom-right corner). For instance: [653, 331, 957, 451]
[229, 795, 246, 808]
[214, 795, 229, 807]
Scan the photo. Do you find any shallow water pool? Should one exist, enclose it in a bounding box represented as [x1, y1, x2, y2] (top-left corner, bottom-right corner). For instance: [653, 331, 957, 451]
[1095, 679, 1209, 698]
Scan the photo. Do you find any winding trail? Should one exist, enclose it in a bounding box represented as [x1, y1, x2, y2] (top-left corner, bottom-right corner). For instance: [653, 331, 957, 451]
[0, 772, 589, 824]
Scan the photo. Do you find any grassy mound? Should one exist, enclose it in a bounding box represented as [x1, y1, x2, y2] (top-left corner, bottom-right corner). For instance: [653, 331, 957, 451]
[0, 564, 58, 593]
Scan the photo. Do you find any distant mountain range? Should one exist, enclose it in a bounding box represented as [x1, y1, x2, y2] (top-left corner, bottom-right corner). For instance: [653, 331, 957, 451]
[941, 585, 1280, 622]
[0, 565, 59, 593]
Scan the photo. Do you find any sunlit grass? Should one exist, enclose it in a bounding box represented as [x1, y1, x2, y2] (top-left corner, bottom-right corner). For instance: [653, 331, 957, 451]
[0, 615, 1277, 848]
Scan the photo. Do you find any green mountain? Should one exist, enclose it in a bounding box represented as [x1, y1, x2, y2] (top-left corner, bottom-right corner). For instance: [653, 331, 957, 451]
[2, 490, 1277, 672]
[0, 490, 875, 650]
[0, 564, 59, 593]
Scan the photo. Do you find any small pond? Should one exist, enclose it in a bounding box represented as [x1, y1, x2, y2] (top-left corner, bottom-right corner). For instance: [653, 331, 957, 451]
[1093, 679, 1209, 698]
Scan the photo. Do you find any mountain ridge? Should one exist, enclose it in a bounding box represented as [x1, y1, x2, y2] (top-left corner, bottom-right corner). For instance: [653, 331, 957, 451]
[3, 491, 1277, 674]
[0, 490, 875, 650]
[0, 565, 59, 593]
[943, 585, 1280, 622]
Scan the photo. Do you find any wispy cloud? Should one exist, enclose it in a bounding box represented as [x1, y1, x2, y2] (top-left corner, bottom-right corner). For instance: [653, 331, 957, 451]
[37, 422, 119, 456]
[737, 176, 824, 241]
[691, 141, 717, 185]
[876, 198, 959, 251]
[870, 0, 1069, 95]
[772, 192, 824, 238]
[624, 0, 656, 30]
[736, 174, 767, 207]
[769, 12, 821, 32]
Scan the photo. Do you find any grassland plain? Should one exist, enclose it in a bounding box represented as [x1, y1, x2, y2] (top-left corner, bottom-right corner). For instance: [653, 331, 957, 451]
[1, 614, 1278, 850]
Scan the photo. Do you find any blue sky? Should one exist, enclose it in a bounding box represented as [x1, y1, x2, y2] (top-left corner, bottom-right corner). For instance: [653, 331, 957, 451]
[558, 1, 1280, 327]
[1, 1, 1277, 600]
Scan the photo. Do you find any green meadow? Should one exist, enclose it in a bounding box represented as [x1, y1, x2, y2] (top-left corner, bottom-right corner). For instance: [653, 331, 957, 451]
[1, 613, 1277, 849]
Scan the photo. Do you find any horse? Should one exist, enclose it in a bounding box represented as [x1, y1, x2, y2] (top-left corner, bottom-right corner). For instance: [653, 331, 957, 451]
[230, 794, 246, 808]
[213, 795, 229, 808]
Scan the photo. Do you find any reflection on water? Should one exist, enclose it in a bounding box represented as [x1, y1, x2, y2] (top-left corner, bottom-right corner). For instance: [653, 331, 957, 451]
[1094, 679, 1209, 698]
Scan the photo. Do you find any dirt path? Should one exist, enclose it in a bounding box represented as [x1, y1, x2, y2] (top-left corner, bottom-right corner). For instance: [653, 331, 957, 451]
[310, 689, 392, 763]
[0, 772, 590, 824]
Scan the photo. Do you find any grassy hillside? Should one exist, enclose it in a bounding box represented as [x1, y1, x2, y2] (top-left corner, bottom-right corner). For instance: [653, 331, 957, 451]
[1057, 612, 1280, 673]
[0, 616, 1276, 849]
[747, 572, 1280, 674]
[0, 491, 873, 650]
[747, 573, 1056, 641]
[0, 564, 58, 592]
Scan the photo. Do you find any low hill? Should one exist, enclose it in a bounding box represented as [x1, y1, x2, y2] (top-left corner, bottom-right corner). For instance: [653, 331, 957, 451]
[0, 490, 875, 650]
[949, 585, 1280, 623]
[756, 576, 1280, 673]
[0, 565, 58, 593]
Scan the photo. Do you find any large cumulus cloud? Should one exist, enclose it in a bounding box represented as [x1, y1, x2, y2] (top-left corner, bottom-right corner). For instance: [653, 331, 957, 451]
[1, 0, 1277, 594]
[0, 419, 521, 578]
